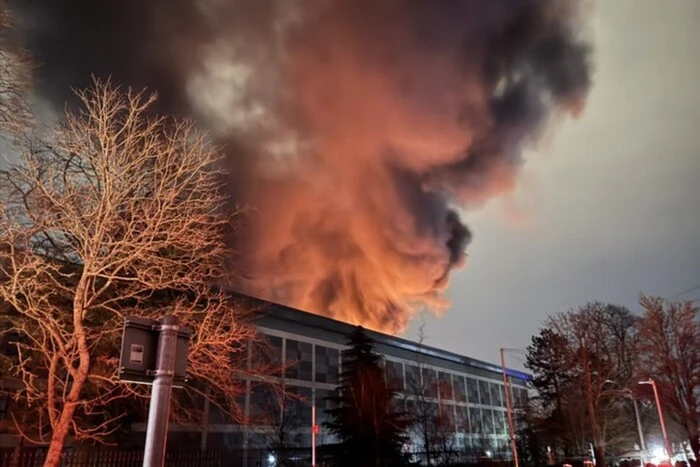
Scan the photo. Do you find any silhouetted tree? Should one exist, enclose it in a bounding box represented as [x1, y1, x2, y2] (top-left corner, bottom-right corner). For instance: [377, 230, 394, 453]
[637, 295, 699, 459]
[326, 327, 409, 467]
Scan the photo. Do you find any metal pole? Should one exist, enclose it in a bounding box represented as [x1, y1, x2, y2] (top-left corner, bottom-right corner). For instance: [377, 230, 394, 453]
[311, 404, 316, 467]
[501, 348, 520, 467]
[649, 379, 672, 460]
[631, 397, 645, 452]
[143, 316, 179, 467]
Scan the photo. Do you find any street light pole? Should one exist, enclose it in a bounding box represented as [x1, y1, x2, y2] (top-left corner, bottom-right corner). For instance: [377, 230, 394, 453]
[501, 348, 520, 467]
[631, 397, 646, 452]
[639, 379, 671, 460]
[601, 381, 645, 453]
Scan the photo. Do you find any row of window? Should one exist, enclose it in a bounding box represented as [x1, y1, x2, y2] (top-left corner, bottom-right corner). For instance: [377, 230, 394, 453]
[262, 333, 527, 409]
[243, 383, 510, 436]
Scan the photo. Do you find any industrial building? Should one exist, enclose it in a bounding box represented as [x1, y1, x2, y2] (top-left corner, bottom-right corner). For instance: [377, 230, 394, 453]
[175, 296, 531, 460]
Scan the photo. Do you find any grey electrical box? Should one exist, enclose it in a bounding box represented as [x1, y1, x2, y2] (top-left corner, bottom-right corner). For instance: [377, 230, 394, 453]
[118, 315, 192, 387]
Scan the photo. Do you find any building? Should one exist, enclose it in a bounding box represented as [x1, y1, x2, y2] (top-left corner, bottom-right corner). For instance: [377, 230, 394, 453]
[192, 296, 531, 461]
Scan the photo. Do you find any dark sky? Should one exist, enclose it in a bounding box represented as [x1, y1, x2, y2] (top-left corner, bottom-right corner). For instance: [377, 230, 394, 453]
[409, 0, 700, 369]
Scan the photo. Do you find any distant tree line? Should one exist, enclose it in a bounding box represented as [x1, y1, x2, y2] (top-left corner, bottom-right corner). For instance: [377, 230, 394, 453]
[523, 297, 699, 466]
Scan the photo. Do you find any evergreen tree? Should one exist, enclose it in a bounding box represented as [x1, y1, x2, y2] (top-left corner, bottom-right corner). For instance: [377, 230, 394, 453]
[326, 326, 409, 467]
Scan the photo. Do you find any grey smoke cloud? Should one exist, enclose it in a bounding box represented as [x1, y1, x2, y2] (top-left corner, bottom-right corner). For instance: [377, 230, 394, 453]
[14, 0, 592, 333]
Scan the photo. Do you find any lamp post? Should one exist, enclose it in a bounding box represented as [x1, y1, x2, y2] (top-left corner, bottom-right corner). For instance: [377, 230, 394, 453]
[601, 381, 645, 452]
[639, 379, 672, 461]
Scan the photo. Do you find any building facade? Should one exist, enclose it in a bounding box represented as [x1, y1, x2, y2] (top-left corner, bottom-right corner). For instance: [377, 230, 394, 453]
[197, 296, 531, 461]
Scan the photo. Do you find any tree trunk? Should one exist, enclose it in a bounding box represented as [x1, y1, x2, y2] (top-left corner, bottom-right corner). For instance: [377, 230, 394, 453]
[43, 404, 78, 467]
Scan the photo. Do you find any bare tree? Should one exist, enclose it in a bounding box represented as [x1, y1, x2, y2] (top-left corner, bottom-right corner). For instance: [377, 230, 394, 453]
[637, 295, 700, 459]
[404, 322, 459, 465]
[0, 80, 258, 466]
[0, 6, 32, 135]
[546, 303, 638, 466]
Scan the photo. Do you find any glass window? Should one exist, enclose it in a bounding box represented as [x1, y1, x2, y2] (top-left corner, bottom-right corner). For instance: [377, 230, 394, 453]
[478, 380, 491, 406]
[315, 388, 336, 426]
[315, 345, 339, 384]
[469, 407, 482, 434]
[438, 403, 455, 431]
[249, 384, 279, 425]
[490, 382, 504, 407]
[405, 364, 421, 395]
[421, 367, 438, 398]
[386, 360, 404, 391]
[286, 385, 312, 427]
[466, 377, 479, 404]
[455, 405, 469, 432]
[285, 339, 313, 381]
[438, 372, 453, 401]
[481, 409, 494, 434]
[453, 375, 467, 403]
[493, 410, 507, 435]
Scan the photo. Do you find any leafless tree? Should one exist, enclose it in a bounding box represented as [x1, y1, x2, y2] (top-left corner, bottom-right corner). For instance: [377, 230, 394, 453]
[0, 6, 32, 135]
[637, 295, 700, 459]
[547, 303, 638, 466]
[404, 322, 459, 465]
[0, 80, 261, 466]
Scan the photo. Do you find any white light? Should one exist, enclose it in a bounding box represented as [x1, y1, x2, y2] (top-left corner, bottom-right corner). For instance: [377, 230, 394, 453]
[485, 450, 492, 458]
[267, 453, 276, 466]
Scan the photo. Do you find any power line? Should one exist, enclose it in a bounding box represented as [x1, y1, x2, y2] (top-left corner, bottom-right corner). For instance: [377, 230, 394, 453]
[672, 283, 700, 299]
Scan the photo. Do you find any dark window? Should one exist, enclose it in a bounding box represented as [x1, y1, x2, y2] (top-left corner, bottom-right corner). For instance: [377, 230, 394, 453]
[315, 345, 339, 384]
[469, 407, 482, 434]
[249, 384, 279, 425]
[466, 377, 479, 404]
[386, 360, 404, 391]
[421, 367, 438, 398]
[490, 382, 504, 407]
[285, 339, 312, 381]
[259, 334, 283, 376]
[478, 380, 491, 406]
[405, 364, 421, 395]
[286, 386, 312, 426]
[438, 403, 455, 431]
[315, 388, 336, 426]
[481, 409, 494, 434]
[453, 375, 467, 403]
[493, 410, 507, 435]
[456, 405, 469, 432]
[438, 372, 453, 401]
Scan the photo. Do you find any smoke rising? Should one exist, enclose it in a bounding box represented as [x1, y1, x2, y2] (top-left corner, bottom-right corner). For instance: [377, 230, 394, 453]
[15, 0, 592, 333]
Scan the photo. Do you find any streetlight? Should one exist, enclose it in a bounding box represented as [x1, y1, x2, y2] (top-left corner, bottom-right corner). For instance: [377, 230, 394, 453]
[601, 381, 645, 452]
[638, 379, 672, 461]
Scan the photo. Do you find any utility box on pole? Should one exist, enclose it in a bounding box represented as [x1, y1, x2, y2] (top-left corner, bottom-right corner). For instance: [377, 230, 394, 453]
[118, 315, 193, 467]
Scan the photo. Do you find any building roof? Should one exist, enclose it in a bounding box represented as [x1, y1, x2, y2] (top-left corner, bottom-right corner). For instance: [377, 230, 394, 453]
[234, 292, 531, 383]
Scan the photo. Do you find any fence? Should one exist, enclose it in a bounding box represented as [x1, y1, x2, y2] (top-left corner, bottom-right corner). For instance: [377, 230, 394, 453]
[0, 448, 237, 467]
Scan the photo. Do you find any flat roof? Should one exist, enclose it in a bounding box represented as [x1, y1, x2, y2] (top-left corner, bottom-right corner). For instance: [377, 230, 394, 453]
[233, 292, 531, 383]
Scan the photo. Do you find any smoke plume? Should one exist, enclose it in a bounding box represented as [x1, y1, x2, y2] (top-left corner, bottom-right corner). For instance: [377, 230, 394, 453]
[15, 0, 592, 333]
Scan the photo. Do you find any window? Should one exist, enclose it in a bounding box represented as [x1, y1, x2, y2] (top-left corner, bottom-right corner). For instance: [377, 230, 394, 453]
[453, 375, 467, 403]
[481, 409, 494, 434]
[478, 380, 491, 406]
[386, 360, 404, 391]
[315, 388, 336, 426]
[249, 384, 279, 425]
[286, 386, 312, 427]
[490, 382, 504, 407]
[455, 405, 469, 432]
[0, 392, 8, 420]
[469, 407, 482, 434]
[466, 377, 479, 404]
[421, 367, 438, 398]
[438, 372, 453, 401]
[285, 339, 313, 381]
[259, 334, 283, 376]
[493, 410, 507, 435]
[405, 364, 421, 395]
[315, 345, 339, 384]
